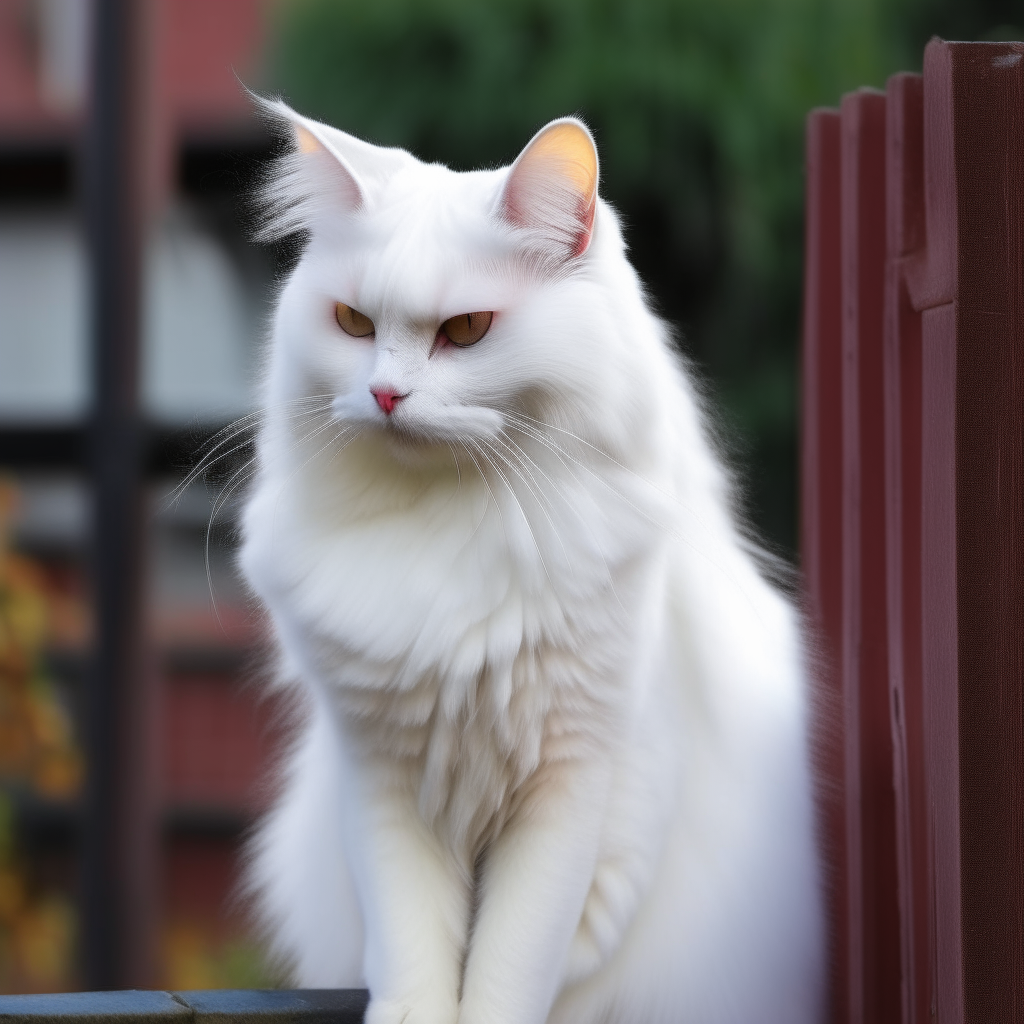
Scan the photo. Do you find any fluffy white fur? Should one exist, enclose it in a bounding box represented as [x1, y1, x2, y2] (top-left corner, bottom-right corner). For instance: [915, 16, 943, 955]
[240, 100, 824, 1024]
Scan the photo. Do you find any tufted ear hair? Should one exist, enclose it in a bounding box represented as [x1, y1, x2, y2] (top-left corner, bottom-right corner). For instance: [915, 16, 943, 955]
[251, 96, 410, 241]
[497, 117, 599, 260]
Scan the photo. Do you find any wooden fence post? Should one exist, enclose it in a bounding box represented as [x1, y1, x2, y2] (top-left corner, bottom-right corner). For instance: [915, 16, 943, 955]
[802, 104, 847, 1024]
[917, 38, 1024, 1023]
[803, 37, 1024, 1024]
[883, 71, 929, 1024]
[839, 88, 902, 1024]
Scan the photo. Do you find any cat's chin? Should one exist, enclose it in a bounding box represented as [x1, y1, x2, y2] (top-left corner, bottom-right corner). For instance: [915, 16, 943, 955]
[377, 429, 454, 470]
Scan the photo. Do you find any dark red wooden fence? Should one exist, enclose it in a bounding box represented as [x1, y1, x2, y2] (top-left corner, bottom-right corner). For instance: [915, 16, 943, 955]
[802, 38, 1024, 1024]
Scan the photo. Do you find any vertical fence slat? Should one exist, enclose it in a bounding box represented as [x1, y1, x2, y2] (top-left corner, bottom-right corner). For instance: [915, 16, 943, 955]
[802, 107, 847, 1024]
[919, 300, 960, 1022]
[912, 41, 963, 1024]
[945, 40, 1024, 1022]
[839, 89, 902, 1024]
[901, 39, 963, 1024]
[883, 71, 928, 1024]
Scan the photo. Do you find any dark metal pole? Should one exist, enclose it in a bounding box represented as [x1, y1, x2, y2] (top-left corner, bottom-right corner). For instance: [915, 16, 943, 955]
[82, 0, 154, 989]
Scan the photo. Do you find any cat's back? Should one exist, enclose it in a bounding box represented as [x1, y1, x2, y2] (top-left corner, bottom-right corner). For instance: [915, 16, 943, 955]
[552, 549, 822, 1024]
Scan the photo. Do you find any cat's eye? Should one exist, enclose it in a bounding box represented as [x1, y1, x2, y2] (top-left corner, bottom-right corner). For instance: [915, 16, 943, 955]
[440, 311, 492, 347]
[335, 302, 375, 338]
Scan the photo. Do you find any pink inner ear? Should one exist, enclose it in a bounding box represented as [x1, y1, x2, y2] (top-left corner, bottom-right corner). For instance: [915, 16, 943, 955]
[572, 193, 597, 258]
[499, 121, 599, 259]
[500, 173, 597, 258]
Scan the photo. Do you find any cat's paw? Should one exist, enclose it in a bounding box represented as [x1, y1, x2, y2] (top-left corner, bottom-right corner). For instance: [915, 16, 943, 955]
[365, 995, 458, 1024]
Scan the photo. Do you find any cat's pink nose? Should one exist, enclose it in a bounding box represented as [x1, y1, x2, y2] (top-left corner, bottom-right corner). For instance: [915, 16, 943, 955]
[371, 389, 405, 415]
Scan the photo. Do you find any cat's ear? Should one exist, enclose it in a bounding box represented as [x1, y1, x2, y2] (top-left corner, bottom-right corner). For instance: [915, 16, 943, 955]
[252, 96, 410, 240]
[257, 96, 366, 210]
[497, 118, 599, 260]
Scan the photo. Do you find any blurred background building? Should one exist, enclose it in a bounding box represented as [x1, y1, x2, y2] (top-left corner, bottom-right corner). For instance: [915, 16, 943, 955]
[0, 0, 282, 991]
[0, 0, 1020, 996]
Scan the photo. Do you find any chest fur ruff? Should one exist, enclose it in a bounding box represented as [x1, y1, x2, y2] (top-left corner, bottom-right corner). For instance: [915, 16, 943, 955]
[244, 471, 652, 858]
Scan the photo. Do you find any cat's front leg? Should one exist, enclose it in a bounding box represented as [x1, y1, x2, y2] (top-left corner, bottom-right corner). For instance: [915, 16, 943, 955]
[459, 759, 611, 1024]
[349, 761, 470, 1024]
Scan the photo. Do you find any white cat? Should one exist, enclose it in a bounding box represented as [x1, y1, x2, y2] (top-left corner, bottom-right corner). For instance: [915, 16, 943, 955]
[239, 99, 824, 1024]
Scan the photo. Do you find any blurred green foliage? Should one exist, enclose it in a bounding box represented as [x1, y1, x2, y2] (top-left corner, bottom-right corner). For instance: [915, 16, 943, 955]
[267, 0, 1024, 553]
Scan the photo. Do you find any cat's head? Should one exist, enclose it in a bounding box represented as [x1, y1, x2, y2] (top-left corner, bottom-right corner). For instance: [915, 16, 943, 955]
[257, 99, 651, 461]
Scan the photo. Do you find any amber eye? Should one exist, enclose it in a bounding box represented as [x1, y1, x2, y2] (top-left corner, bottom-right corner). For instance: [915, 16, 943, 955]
[335, 302, 375, 338]
[440, 311, 492, 347]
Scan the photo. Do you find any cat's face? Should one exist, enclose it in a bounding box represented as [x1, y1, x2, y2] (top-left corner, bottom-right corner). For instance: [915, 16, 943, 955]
[262, 103, 616, 456]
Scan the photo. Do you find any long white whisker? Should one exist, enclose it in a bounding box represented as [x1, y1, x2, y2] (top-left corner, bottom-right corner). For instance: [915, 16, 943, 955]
[508, 410, 721, 540]
[444, 441, 464, 507]
[323, 427, 365, 471]
[497, 430, 608, 581]
[290, 412, 346, 452]
[199, 399, 338, 623]
[280, 423, 355, 492]
[502, 428, 631, 605]
[505, 414, 766, 625]
[166, 420, 260, 507]
[268, 423, 356, 542]
[504, 416, 659, 531]
[499, 433, 598, 537]
[501, 417, 611, 520]
[477, 437, 552, 586]
[203, 452, 262, 631]
[172, 430, 259, 504]
[166, 395, 335, 507]
[485, 435, 569, 575]
[460, 440, 508, 548]
[446, 442, 462, 492]
[489, 432, 557, 517]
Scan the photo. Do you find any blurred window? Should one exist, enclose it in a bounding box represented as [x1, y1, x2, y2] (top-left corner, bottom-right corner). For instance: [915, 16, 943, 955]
[0, 216, 86, 423]
[0, 211, 257, 425]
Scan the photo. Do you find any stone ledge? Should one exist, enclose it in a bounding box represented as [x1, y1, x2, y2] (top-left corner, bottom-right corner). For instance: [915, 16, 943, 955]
[0, 989, 369, 1023]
